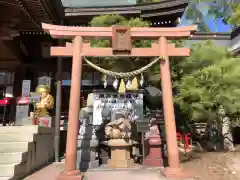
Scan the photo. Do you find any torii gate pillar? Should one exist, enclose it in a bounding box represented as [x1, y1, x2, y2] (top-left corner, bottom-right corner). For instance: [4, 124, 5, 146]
[159, 37, 183, 177]
[42, 23, 196, 180]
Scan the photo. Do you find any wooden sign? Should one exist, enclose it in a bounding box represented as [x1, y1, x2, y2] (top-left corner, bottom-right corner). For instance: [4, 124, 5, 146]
[112, 26, 131, 53]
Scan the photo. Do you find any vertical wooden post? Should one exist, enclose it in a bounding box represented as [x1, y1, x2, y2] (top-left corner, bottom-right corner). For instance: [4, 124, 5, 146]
[54, 55, 62, 162]
[159, 37, 184, 178]
[63, 36, 83, 177]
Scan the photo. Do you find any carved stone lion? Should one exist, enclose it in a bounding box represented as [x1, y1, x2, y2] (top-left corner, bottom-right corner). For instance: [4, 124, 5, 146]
[105, 118, 132, 139]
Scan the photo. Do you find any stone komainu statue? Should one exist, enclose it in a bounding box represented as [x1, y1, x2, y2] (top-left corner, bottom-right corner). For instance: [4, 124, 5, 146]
[105, 118, 132, 139]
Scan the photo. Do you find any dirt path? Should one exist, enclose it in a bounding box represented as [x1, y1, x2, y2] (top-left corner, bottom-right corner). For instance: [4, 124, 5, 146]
[181, 150, 240, 180]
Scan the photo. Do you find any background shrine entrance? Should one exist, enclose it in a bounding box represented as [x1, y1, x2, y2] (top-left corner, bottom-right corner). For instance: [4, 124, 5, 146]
[42, 23, 196, 180]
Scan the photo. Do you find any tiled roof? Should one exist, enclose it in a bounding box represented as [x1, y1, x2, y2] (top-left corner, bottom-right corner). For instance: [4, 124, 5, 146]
[61, 0, 136, 8]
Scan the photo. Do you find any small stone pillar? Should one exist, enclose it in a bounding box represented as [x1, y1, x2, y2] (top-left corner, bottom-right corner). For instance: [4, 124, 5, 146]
[77, 107, 99, 170]
[143, 117, 163, 166]
[97, 120, 111, 165]
[99, 141, 110, 165]
[107, 139, 134, 168]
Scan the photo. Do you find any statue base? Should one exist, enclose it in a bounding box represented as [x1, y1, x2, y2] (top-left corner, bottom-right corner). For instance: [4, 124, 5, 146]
[107, 139, 134, 168]
[108, 159, 134, 168]
[56, 170, 84, 180]
[99, 141, 110, 165]
[143, 135, 163, 167]
[163, 167, 192, 179]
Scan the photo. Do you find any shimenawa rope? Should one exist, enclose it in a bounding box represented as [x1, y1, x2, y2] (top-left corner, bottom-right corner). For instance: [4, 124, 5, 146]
[83, 56, 163, 78]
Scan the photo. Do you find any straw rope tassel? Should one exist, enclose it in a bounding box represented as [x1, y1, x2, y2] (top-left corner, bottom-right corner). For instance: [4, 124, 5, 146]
[118, 79, 126, 94]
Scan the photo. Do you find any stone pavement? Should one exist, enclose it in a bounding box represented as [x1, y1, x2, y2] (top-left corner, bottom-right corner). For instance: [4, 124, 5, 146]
[23, 163, 194, 180]
[23, 163, 64, 180]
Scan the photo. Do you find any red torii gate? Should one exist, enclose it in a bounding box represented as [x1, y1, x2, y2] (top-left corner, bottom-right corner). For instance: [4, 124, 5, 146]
[42, 23, 196, 180]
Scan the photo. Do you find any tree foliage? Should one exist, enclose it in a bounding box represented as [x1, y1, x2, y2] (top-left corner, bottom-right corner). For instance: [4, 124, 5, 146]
[184, 0, 234, 31]
[175, 41, 240, 123]
[227, 2, 240, 28]
[89, 14, 152, 72]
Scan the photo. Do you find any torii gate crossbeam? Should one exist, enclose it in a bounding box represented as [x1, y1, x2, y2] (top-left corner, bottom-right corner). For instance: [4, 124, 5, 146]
[42, 23, 196, 180]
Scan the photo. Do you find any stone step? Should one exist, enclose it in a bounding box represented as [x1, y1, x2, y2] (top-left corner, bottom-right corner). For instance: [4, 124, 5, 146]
[0, 126, 53, 135]
[0, 142, 29, 153]
[0, 176, 20, 180]
[0, 152, 28, 164]
[0, 163, 26, 177]
[0, 134, 35, 142]
[0, 177, 14, 180]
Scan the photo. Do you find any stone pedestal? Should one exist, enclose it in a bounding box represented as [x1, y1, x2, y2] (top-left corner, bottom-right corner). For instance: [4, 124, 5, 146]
[107, 139, 134, 168]
[99, 141, 110, 165]
[143, 134, 163, 166]
[76, 124, 99, 170]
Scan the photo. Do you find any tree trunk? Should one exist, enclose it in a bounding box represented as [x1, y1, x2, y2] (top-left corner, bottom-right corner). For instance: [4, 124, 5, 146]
[221, 116, 236, 151]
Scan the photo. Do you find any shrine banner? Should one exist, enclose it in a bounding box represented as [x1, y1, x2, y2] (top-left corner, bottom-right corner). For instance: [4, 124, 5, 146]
[22, 80, 31, 97]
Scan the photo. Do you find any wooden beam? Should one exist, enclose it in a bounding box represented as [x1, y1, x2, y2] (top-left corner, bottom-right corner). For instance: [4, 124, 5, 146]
[42, 23, 197, 40]
[50, 43, 190, 57]
[0, 60, 21, 69]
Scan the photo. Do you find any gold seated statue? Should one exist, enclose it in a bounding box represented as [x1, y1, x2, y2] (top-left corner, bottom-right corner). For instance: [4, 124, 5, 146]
[35, 85, 54, 117]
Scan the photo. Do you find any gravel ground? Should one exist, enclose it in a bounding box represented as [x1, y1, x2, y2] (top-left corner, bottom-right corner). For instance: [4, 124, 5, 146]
[181, 146, 240, 180]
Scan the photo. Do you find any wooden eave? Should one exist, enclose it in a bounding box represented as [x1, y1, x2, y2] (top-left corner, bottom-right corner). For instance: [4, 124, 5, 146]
[64, 0, 188, 18]
[0, 0, 64, 32]
[190, 32, 231, 40]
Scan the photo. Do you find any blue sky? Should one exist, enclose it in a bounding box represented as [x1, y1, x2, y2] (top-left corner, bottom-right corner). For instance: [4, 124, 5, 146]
[205, 18, 232, 32]
[181, 16, 232, 32]
[181, 2, 233, 32]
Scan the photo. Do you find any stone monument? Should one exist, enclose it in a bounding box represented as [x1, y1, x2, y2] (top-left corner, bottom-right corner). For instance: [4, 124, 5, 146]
[105, 118, 134, 168]
[77, 93, 99, 170]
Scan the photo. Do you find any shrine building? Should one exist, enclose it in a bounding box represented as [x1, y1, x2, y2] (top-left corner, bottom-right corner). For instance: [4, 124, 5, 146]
[0, 0, 190, 111]
[1, 0, 238, 101]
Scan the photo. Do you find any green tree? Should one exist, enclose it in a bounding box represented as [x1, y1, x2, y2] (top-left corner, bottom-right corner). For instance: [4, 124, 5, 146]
[227, 3, 240, 28]
[89, 14, 153, 73]
[185, 0, 233, 31]
[175, 41, 240, 123]
[89, 14, 184, 85]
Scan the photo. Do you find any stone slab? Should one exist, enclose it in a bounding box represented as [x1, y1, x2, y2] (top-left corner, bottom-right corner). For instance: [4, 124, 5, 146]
[77, 149, 98, 161]
[23, 163, 195, 180]
[77, 160, 99, 170]
[0, 126, 54, 135]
